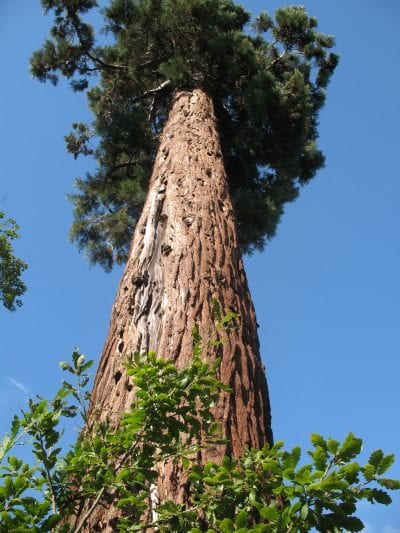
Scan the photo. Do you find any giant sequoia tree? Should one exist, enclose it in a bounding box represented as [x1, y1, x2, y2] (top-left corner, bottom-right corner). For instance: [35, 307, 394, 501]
[32, 0, 337, 528]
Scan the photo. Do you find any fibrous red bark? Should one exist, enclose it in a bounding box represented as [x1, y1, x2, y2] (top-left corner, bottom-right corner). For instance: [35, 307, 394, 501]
[82, 88, 273, 530]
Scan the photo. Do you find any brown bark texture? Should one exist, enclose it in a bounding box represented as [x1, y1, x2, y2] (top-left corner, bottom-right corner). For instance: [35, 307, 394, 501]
[82, 88, 273, 530]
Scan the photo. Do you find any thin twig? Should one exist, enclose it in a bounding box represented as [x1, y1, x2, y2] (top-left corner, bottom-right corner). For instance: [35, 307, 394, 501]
[73, 486, 105, 533]
[38, 434, 57, 516]
[321, 456, 336, 482]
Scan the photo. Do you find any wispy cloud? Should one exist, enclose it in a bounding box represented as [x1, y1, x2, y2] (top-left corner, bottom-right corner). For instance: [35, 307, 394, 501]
[383, 527, 400, 533]
[7, 377, 29, 394]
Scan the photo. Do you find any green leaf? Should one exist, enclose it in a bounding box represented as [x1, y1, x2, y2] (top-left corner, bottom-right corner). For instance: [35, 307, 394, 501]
[300, 503, 309, 520]
[181, 456, 190, 469]
[327, 437, 340, 454]
[319, 478, 348, 491]
[121, 409, 146, 434]
[209, 339, 226, 347]
[368, 449, 384, 468]
[282, 468, 295, 481]
[272, 485, 284, 495]
[340, 515, 364, 532]
[337, 433, 362, 461]
[310, 434, 327, 450]
[290, 445, 301, 468]
[378, 478, 400, 490]
[216, 311, 240, 330]
[341, 462, 360, 483]
[312, 446, 328, 470]
[271, 440, 285, 452]
[80, 359, 94, 372]
[377, 454, 395, 475]
[363, 464, 375, 481]
[0, 434, 11, 461]
[235, 509, 249, 528]
[248, 488, 261, 508]
[371, 489, 392, 505]
[260, 505, 278, 521]
[10, 416, 20, 440]
[339, 500, 356, 514]
[118, 496, 137, 508]
[76, 354, 86, 368]
[219, 518, 235, 532]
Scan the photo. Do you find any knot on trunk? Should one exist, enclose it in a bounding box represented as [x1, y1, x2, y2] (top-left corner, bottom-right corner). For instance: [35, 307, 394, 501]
[161, 243, 172, 256]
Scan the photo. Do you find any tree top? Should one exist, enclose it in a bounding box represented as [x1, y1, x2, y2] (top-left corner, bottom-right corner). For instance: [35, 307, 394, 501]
[31, 0, 338, 270]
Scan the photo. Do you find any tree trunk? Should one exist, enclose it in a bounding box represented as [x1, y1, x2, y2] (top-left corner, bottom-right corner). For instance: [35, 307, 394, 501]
[82, 88, 273, 530]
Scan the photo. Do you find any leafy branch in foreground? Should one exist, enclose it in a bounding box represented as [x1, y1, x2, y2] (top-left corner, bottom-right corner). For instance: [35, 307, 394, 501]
[0, 211, 27, 311]
[0, 334, 399, 531]
[184, 434, 400, 533]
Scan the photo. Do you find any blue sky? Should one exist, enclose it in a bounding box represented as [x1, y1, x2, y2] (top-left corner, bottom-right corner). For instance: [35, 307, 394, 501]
[1, 1, 399, 530]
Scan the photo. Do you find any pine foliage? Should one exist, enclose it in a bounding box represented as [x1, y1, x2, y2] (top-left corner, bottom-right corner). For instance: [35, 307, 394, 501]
[31, 0, 338, 270]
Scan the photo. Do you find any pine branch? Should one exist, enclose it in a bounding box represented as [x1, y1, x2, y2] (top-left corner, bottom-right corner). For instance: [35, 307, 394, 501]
[86, 51, 127, 71]
[132, 80, 171, 104]
[64, 5, 127, 72]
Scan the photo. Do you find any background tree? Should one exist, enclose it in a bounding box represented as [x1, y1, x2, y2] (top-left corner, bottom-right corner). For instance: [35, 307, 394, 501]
[0, 211, 27, 312]
[31, 0, 338, 528]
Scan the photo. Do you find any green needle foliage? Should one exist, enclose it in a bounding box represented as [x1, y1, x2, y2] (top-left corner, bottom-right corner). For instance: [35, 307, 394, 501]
[0, 211, 27, 311]
[1, 332, 399, 531]
[31, 0, 338, 270]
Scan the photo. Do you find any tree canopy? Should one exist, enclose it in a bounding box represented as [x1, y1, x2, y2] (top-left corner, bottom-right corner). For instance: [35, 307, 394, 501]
[31, 0, 338, 270]
[0, 211, 27, 311]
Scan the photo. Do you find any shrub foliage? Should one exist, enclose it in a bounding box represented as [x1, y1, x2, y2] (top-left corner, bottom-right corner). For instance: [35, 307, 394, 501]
[0, 329, 398, 531]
